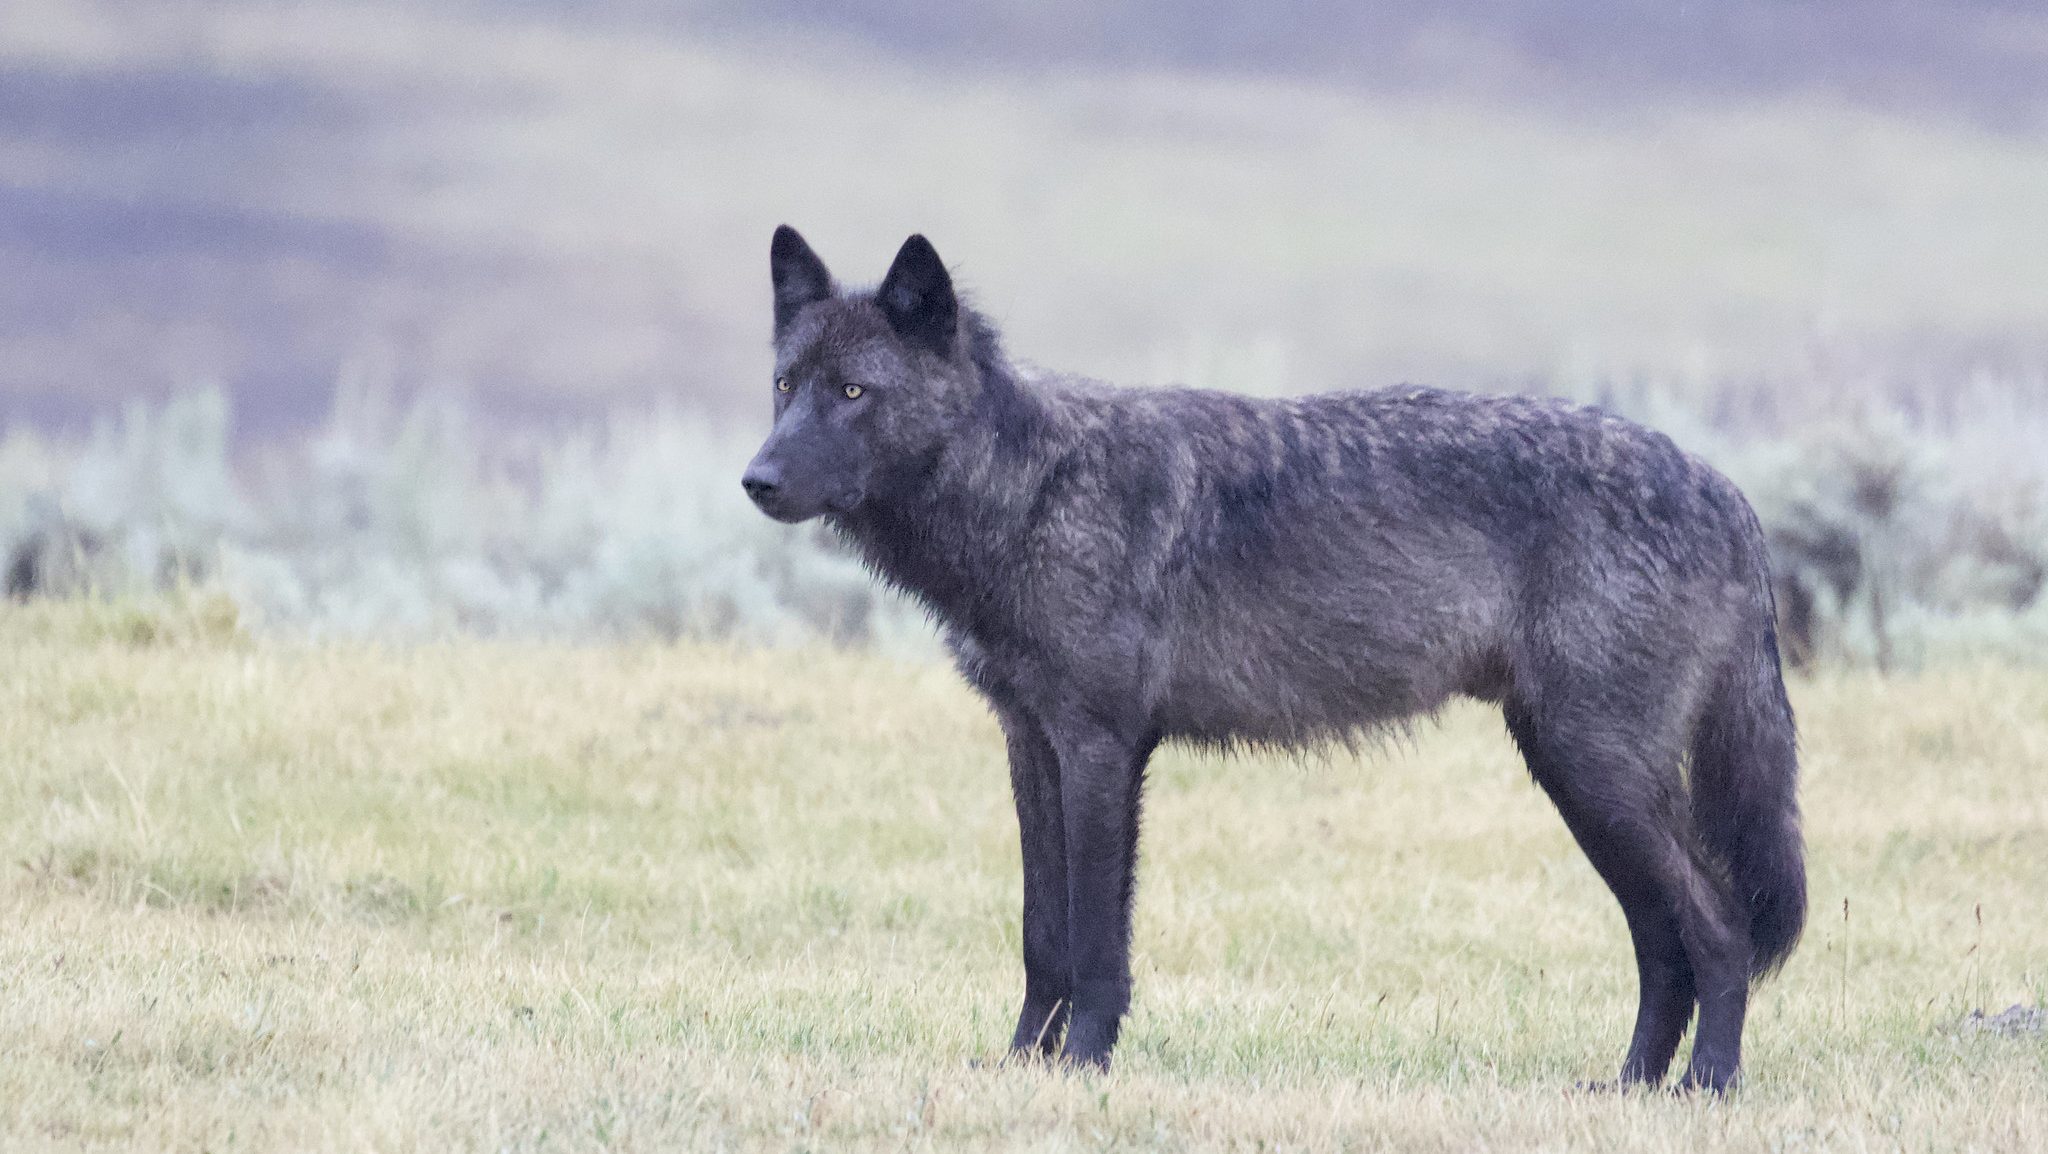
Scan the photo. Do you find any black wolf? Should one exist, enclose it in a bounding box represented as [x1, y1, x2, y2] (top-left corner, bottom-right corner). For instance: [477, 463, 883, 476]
[743, 226, 1805, 1092]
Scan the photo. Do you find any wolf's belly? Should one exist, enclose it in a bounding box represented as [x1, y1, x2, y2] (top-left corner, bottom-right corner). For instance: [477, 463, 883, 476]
[1150, 637, 1466, 748]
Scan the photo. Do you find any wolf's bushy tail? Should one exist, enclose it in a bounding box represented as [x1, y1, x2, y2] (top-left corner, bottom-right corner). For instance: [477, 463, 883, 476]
[1690, 613, 1807, 979]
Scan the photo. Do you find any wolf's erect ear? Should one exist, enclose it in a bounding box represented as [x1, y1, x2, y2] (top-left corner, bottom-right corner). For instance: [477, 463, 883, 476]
[876, 234, 958, 358]
[771, 225, 834, 338]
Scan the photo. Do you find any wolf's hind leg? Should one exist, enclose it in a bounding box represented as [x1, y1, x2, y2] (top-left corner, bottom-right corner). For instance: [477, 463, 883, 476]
[1504, 700, 1733, 1088]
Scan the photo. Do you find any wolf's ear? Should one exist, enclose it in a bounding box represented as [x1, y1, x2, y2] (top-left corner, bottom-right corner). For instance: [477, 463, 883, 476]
[876, 234, 958, 358]
[771, 225, 834, 338]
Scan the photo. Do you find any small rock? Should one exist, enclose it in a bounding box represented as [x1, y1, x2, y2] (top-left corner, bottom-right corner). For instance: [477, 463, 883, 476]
[1959, 1004, 2047, 1037]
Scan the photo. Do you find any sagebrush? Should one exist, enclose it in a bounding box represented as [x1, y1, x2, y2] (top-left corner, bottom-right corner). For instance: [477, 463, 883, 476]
[4, 381, 2045, 663]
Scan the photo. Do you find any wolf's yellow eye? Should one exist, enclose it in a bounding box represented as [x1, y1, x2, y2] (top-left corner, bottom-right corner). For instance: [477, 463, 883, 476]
[775, 377, 791, 393]
[842, 384, 864, 400]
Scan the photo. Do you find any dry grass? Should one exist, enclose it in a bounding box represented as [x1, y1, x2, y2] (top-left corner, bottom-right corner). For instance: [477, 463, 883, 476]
[1, 599, 2043, 1151]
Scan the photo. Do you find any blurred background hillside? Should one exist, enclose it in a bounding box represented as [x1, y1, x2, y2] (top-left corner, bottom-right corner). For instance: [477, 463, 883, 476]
[4, 0, 2047, 661]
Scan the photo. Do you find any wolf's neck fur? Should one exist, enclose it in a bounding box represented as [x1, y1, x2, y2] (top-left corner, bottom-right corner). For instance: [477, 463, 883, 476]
[831, 310, 1056, 641]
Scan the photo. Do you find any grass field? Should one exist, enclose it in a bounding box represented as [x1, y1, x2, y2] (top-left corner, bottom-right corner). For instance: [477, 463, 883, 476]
[1, 600, 2044, 1151]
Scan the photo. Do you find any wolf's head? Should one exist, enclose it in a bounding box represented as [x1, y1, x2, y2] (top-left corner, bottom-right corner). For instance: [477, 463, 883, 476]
[742, 226, 980, 524]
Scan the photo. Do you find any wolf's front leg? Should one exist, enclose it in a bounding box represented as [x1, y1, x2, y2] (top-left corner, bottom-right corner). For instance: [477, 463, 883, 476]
[997, 705, 1070, 1057]
[1046, 710, 1155, 1070]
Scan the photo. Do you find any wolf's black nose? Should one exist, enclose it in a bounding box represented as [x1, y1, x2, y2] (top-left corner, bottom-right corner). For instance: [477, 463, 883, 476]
[741, 467, 780, 503]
